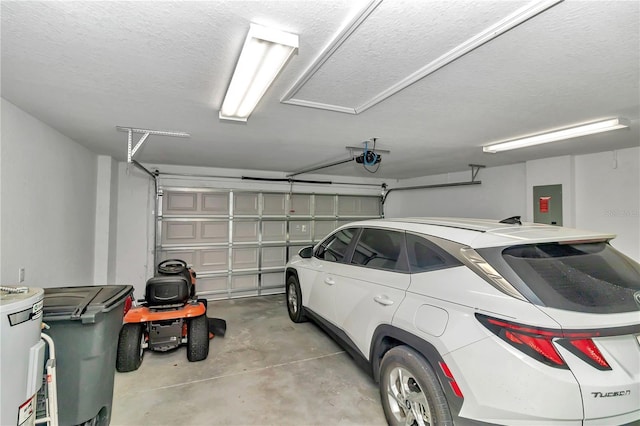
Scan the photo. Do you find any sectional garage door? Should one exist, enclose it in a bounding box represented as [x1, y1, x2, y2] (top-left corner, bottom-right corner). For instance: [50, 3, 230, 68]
[157, 188, 382, 299]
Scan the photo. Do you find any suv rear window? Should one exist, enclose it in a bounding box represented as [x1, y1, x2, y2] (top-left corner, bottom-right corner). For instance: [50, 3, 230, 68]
[351, 228, 408, 272]
[406, 233, 462, 273]
[501, 242, 640, 313]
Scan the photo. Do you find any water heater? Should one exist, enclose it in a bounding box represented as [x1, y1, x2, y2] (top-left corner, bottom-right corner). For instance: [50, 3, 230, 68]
[1, 286, 45, 426]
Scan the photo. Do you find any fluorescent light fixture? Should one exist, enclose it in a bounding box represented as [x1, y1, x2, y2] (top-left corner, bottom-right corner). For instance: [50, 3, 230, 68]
[483, 118, 629, 153]
[219, 24, 298, 122]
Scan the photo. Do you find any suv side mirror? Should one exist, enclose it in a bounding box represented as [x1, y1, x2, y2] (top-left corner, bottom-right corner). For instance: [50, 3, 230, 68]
[299, 246, 314, 259]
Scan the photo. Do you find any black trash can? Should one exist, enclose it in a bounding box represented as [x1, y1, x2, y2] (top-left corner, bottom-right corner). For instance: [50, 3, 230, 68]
[42, 285, 133, 426]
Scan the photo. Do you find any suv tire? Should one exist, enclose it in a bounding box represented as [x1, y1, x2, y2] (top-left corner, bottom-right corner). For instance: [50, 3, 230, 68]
[286, 275, 307, 323]
[380, 345, 453, 426]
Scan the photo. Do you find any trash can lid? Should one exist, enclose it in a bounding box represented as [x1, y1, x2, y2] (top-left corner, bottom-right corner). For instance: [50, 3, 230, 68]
[43, 285, 132, 323]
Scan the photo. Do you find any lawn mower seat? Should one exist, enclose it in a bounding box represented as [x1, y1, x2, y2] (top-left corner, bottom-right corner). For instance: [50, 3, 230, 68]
[145, 275, 192, 306]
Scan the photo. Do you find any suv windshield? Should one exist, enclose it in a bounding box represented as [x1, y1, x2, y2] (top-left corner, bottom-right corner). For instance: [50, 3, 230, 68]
[497, 242, 640, 313]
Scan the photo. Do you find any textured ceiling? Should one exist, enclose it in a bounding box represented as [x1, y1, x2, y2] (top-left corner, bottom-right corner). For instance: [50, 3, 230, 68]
[1, 0, 638, 179]
[287, 0, 529, 110]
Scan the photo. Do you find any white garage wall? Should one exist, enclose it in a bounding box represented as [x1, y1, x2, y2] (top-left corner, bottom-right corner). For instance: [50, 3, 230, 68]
[115, 162, 385, 297]
[114, 164, 155, 296]
[574, 147, 639, 260]
[1, 98, 97, 286]
[385, 149, 639, 261]
[93, 155, 119, 285]
[384, 163, 526, 220]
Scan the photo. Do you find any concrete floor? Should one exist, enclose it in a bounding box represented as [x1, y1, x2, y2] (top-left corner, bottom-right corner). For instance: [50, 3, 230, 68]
[111, 295, 386, 425]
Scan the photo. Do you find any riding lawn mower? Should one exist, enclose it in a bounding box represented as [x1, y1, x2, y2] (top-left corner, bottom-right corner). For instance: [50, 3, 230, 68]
[116, 259, 225, 372]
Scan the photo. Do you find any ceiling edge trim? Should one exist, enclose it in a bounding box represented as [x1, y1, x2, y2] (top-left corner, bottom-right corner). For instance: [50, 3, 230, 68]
[284, 0, 564, 115]
[282, 98, 356, 114]
[279, 0, 383, 103]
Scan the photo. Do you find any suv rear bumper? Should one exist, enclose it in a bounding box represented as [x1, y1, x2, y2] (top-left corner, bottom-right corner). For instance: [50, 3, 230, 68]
[447, 337, 584, 424]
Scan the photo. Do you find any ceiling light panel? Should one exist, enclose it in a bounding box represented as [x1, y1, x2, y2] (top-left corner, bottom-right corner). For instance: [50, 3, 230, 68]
[220, 24, 298, 122]
[482, 118, 629, 153]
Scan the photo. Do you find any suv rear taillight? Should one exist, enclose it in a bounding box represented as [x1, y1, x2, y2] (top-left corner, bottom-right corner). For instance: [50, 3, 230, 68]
[476, 314, 611, 370]
[556, 339, 611, 370]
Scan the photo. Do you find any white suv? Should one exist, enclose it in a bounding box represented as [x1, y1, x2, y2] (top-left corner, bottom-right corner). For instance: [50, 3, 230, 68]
[285, 217, 640, 425]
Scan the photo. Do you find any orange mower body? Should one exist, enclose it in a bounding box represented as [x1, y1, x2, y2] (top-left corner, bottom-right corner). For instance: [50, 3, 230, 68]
[123, 301, 206, 324]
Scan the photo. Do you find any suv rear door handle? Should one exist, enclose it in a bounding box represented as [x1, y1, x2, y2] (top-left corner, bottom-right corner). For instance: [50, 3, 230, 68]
[324, 277, 335, 285]
[374, 295, 394, 306]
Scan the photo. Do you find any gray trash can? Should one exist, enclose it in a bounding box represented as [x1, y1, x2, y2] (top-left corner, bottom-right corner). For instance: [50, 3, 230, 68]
[42, 285, 132, 426]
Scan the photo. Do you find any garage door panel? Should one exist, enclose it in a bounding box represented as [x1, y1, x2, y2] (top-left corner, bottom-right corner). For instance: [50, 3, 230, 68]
[262, 247, 286, 268]
[230, 289, 259, 298]
[338, 196, 359, 216]
[163, 221, 197, 242]
[234, 193, 259, 215]
[163, 190, 232, 216]
[165, 192, 198, 213]
[158, 188, 381, 300]
[202, 193, 229, 214]
[359, 196, 381, 216]
[233, 221, 259, 242]
[338, 196, 380, 216]
[290, 194, 311, 216]
[197, 276, 228, 293]
[232, 248, 259, 270]
[201, 221, 229, 242]
[314, 220, 336, 241]
[290, 220, 312, 242]
[262, 221, 286, 242]
[263, 193, 286, 216]
[315, 195, 335, 216]
[261, 272, 285, 289]
[158, 249, 197, 267]
[163, 221, 231, 245]
[200, 249, 228, 272]
[232, 275, 258, 290]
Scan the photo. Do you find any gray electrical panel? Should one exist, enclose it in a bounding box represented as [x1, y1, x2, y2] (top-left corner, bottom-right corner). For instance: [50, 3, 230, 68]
[533, 184, 563, 226]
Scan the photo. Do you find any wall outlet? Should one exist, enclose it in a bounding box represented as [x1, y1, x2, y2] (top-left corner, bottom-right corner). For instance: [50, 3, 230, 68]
[18, 267, 25, 283]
